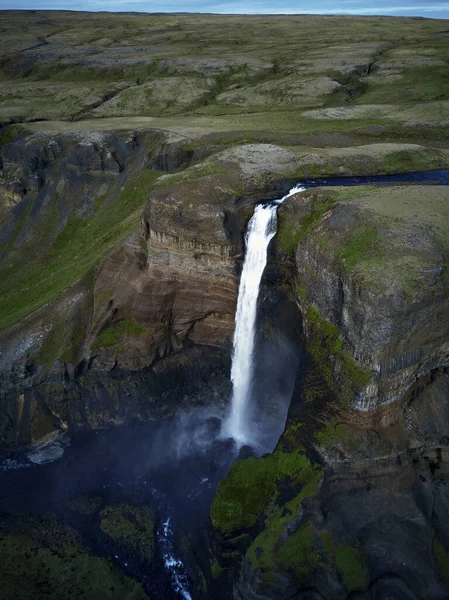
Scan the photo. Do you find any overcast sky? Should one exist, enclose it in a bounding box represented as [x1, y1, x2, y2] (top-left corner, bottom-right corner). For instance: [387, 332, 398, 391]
[1, 0, 448, 19]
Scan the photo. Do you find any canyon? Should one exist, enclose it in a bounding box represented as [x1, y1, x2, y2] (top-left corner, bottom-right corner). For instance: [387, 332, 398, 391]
[1, 10, 449, 600]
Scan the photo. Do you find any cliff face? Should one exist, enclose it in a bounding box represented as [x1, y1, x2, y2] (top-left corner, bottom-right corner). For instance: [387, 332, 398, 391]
[207, 184, 449, 600]
[282, 185, 449, 415]
[0, 139, 304, 448]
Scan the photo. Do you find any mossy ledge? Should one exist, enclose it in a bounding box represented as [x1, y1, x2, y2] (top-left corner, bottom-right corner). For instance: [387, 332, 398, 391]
[211, 450, 322, 534]
[305, 306, 371, 407]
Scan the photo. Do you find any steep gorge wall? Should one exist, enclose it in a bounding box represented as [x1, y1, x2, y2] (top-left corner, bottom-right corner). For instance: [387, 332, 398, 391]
[0, 130, 245, 448]
[1, 137, 449, 466]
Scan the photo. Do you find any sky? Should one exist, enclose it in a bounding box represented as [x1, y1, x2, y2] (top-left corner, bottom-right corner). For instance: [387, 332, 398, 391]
[0, 0, 448, 19]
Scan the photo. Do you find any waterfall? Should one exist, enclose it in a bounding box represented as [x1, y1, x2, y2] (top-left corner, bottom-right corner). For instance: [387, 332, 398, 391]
[225, 185, 305, 446]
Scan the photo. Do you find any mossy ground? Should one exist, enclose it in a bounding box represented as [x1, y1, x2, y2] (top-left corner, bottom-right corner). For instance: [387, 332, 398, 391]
[92, 317, 147, 350]
[245, 462, 323, 582]
[305, 306, 371, 406]
[0, 513, 149, 600]
[100, 504, 155, 566]
[277, 193, 336, 256]
[1, 12, 448, 146]
[211, 450, 320, 533]
[210, 437, 325, 585]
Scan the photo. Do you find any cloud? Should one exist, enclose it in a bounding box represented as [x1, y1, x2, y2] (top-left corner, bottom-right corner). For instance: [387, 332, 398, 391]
[209, 1, 449, 14]
[1, 0, 448, 17]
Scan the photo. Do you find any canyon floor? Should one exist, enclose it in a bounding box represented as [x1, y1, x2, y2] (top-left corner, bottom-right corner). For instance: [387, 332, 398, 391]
[1, 10, 449, 600]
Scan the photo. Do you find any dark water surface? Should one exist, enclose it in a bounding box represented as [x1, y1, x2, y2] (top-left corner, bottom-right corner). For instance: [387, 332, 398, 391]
[0, 410, 237, 599]
[299, 168, 449, 188]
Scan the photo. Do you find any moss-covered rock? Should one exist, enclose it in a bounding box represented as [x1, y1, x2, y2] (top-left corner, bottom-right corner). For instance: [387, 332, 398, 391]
[100, 503, 155, 566]
[281, 184, 449, 412]
[211, 450, 322, 533]
[0, 514, 149, 600]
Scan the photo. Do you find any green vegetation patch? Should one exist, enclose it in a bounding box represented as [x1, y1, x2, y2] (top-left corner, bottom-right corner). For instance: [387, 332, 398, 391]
[321, 531, 368, 591]
[360, 66, 449, 105]
[315, 422, 353, 448]
[277, 521, 321, 581]
[210, 556, 224, 579]
[0, 168, 162, 331]
[277, 194, 336, 255]
[0, 514, 148, 600]
[433, 538, 449, 588]
[306, 306, 371, 405]
[155, 161, 228, 186]
[211, 450, 320, 533]
[100, 503, 155, 565]
[336, 227, 382, 269]
[246, 462, 323, 582]
[92, 317, 147, 349]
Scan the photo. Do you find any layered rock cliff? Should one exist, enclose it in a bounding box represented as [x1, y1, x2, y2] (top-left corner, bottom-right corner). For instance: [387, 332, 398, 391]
[0, 136, 304, 448]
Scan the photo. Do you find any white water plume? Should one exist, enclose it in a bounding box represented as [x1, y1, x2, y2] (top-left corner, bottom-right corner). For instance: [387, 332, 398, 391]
[225, 184, 305, 446]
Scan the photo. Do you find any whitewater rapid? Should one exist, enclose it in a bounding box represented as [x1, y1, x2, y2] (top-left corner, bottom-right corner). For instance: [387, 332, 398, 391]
[226, 185, 304, 445]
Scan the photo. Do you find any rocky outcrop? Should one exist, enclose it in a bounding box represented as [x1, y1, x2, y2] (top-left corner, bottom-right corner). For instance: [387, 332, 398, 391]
[277, 185, 449, 414]
[231, 444, 449, 600]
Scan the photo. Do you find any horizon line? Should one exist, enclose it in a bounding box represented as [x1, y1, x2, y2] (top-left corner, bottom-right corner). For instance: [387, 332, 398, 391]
[0, 8, 445, 18]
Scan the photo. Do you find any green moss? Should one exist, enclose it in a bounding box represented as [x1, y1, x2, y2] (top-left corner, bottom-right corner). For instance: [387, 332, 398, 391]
[281, 420, 304, 448]
[37, 310, 90, 369]
[92, 317, 147, 349]
[335, 543, 368, 590]
[0, 124, 31, 149]
[321, 532, 368, 591]
[210, 557, 224, 579]
[334, 187, 371, 201]
[211, 450, 316, 533]
[246, 463, 323, 582]
[315, 422, 353, 448]
[100, 503, 155, 565]
[0, 515, 148, 600]
[277, 195, 336, 256]
[156, 161, 228, 186]
[306, 306, 371, 405]
[360, 66, 449, 105]
[277, 521, 321, 582]
[139, 236, 149, 257]
[35, 272, 93, 369]
[303, 367, 331, 404]
[433, 538, 449, 587]
[336, 227, 382, 269]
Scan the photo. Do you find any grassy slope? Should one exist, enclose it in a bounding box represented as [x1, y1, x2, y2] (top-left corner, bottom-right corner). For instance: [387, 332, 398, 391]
[0, 166, 161, 330]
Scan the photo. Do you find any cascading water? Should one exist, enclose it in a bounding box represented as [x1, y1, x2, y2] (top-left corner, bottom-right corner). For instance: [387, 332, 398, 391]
[225, 185, 305, 446]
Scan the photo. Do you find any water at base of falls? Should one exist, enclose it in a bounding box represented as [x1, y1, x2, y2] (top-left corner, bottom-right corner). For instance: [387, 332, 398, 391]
[224, 185, 305, 447]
